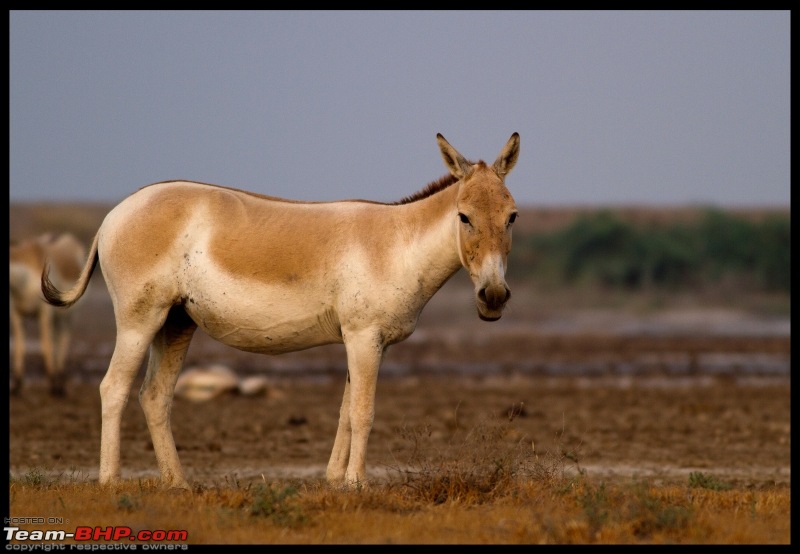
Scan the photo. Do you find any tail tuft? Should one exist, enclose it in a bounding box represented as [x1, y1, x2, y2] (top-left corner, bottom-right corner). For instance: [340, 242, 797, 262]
[41, 264, 73, 307]
[40, 233, 100, 308]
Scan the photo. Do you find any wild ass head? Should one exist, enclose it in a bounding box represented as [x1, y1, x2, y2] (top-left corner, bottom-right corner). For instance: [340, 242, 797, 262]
[437, 132, 520, 321]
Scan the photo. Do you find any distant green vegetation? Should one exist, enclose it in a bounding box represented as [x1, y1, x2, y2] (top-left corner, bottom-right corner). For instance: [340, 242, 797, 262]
[510, 209, 790, 292]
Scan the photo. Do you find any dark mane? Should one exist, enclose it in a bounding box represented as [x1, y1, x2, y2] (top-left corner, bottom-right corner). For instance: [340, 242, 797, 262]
[391, 174, 456, 205]
[391, 172, 460, 205]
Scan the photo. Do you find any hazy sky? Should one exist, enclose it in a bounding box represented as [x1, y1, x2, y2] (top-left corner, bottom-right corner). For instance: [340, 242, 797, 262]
[9, 10, 790, 207]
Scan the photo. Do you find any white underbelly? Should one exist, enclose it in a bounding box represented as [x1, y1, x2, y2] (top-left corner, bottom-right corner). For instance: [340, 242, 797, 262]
[182, 280, 342, 355]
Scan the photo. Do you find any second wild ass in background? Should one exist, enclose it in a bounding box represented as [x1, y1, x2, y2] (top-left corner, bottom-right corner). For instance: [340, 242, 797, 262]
[10, 232, 87, 396]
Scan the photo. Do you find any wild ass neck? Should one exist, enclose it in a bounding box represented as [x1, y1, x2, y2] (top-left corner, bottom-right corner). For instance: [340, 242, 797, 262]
[390, 180, 464, 302]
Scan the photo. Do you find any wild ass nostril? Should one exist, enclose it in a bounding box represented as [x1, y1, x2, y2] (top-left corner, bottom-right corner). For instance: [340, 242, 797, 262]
[479, 285, 510, 309]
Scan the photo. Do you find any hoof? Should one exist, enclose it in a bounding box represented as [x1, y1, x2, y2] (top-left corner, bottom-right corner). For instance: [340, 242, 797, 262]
[164, 480, 192, 492]
[344, 478, 370, 491]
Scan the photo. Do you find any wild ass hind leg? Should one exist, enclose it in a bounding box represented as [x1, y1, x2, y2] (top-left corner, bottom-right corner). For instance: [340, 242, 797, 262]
[139, 306, 197, 490]
[327, 331, 386, 488]
[98, 316, 165, 486]
[10, 308, 26, 395]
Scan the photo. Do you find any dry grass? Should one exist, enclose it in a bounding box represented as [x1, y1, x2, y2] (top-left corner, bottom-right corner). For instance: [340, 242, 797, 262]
[8, 414, 790, 545]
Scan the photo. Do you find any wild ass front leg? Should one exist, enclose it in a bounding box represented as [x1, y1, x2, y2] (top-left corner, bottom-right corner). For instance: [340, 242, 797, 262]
[327, 332, 386, 487]
[10, 308, 26, 395]
[48, 312, 72, 396]
[326, 372, 352, 483]
[38, 304, 62, 395]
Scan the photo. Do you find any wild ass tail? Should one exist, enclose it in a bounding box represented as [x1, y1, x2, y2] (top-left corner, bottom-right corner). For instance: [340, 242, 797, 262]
[42, 232, 100, 308]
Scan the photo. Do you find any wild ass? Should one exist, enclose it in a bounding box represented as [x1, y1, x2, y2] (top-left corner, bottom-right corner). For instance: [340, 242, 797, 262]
[10, 232, 87, 395]
[42, 132, 520, 489]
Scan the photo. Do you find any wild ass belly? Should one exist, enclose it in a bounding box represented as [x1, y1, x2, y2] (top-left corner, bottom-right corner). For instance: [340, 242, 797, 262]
[181, 281, 343, 355]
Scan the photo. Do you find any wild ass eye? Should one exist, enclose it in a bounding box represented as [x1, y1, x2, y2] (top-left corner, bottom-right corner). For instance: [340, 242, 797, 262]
[507, 212, 518, 227]
[458, 212, 471, 225]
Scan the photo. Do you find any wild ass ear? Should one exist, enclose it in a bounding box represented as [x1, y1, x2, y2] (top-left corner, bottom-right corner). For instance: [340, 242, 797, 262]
[493, 132, 520, 178]
[437, 133, 473, 179]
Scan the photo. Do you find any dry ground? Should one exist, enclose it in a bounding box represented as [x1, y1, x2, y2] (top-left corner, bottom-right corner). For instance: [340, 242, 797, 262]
[9, 373, 791, 489]
[9, 273, 791, 489]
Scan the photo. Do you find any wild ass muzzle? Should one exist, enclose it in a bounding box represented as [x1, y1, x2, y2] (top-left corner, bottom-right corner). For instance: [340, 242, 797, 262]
[42, 132, 520, 489]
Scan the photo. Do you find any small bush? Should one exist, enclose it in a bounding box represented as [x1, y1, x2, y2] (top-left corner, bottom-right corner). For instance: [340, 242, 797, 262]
[249, 483, 307, 527]
[688, 471, 732, 491]
[628, 485, 693, 537]
[388, 412, 573, 504]
[117, 493, 140, 512]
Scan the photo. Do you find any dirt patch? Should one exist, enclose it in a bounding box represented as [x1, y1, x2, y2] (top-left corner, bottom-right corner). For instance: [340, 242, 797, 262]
[9, 369, 790, 488]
